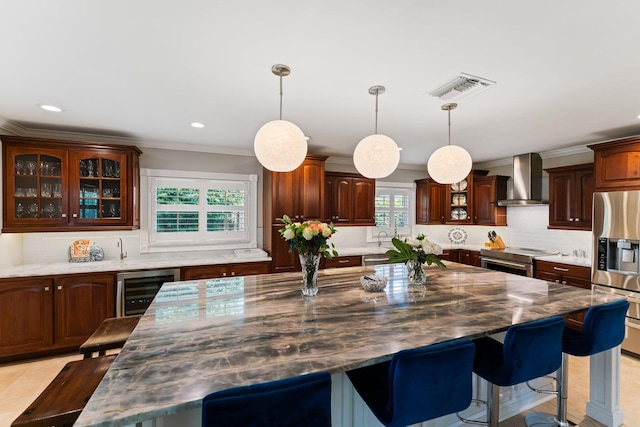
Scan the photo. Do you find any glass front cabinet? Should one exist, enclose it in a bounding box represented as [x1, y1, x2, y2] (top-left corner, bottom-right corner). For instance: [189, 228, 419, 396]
[2, 136, 141, 232]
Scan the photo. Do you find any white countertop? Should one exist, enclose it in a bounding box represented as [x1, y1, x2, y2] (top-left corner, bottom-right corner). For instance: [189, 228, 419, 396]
[534, 254, 592, 268]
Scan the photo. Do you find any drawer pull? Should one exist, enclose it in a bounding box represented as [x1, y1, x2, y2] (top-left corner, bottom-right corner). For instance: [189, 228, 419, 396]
[338, 259, 349, 263]
[553, 266, 570, 272]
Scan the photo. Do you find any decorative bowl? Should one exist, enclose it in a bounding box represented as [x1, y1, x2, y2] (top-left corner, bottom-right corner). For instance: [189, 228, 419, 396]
[360, 275, 388, 292]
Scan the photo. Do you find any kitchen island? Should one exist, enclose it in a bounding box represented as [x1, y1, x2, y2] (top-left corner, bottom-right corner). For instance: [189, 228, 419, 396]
[74, 262, 624, 427]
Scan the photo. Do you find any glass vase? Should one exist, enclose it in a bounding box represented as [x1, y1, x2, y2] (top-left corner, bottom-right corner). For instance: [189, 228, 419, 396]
[406, 260, 426, 285]
[299, 252, 321, 296]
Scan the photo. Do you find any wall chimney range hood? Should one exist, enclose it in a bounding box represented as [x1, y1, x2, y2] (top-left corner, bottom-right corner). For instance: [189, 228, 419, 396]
[497, 153, 548, 206]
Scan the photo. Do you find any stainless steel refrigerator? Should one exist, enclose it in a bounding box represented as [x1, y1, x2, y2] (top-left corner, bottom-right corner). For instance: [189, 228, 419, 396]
[593, 190, 640, 356]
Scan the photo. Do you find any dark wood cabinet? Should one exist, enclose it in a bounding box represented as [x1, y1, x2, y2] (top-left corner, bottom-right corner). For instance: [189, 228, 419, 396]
[455, 249, 482, 267]
[1, 135, 141, 233]
[473, 176, 508, 226]
[0, 272, 115, 360]
[322, 255, 362, 269]
[264, 156, 327, 273]
[53, 273, 116, 348]
[0, 277, 54, 358]
[589, 136, 640, 191]
[415, 178, 446, 224]
[535, 260, 591, 328]
[416, 172, 506, 226]
[324, 172, 375, 225]
[181, 262, 271, 280]
[546, 164, 594, 230]
[264, 155, 326, 223]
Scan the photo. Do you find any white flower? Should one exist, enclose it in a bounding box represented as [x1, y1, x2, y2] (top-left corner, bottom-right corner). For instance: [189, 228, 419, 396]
[321, 226, 332, 237]
[302, 227, 315, 240]
[282, 229, 295, 240]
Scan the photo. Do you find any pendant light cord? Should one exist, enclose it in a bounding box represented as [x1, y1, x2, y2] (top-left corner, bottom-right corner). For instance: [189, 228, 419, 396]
[374, 90, 379, 134]
[448, 107, 451, 146]
[279, 71, 283, 120]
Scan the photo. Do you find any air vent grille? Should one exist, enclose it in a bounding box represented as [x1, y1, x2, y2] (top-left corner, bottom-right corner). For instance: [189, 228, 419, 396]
[429, 73, 496, 101]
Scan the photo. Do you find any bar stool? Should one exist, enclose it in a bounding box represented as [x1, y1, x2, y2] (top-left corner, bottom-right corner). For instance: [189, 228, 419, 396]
[525, 300, 629, 427]
[346, 339, 475, 427]
[202, 371, 331, 427]
[460, 316, 565, 427]
[79, 315, 141, 358]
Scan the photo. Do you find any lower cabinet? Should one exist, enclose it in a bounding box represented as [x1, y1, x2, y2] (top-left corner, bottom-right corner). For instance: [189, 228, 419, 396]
[535, 260, 591, 328]
[181, 262, 271, 280]
[442, 249, 481, 267]
[0, 273, 116, 360]
[322, 255, 362, 269]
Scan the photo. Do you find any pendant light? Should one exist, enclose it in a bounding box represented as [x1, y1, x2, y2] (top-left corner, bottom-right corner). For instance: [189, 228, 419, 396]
[353, 85, 400, 179]
[427, 103, 472, 184]
[254, 64, 308, 172]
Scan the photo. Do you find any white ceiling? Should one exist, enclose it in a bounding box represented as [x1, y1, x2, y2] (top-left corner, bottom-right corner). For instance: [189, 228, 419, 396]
[2, 1, 640, 169]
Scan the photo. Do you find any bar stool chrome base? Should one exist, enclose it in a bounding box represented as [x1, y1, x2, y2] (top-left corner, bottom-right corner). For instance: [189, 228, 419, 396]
[524, 411, 569, 427]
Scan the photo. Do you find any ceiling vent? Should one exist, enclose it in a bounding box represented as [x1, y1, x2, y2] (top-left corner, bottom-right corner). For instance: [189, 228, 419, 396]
[428, 73, 496, 101]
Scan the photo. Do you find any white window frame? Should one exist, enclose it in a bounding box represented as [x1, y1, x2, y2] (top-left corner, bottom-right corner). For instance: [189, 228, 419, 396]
[140, 168, 258, 253]
[367, 181, 415, 244]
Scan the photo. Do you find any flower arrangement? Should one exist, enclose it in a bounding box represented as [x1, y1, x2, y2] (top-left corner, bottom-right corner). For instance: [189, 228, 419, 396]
[385, 234, 446, 268]
[278, 215, 338, 258]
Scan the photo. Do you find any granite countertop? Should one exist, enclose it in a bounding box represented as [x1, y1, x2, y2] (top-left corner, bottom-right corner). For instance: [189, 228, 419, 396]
[74, 263, 620, 427]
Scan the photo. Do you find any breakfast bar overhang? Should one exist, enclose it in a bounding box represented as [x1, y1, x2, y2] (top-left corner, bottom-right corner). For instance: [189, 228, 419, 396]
[74, 263, 625, 427]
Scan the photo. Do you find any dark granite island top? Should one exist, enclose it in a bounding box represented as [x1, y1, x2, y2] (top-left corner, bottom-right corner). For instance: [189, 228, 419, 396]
[74, 263, 622, 427]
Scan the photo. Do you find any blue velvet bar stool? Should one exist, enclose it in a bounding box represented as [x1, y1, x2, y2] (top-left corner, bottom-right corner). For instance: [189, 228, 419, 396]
[525, 300, 629, 427]
[346, 339, 475, 427]
[460, 316, 566, 427]
[201, 371, 331, 427]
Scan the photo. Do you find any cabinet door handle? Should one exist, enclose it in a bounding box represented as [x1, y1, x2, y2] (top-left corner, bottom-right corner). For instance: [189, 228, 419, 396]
[57, 285, 63, 290]
[338, 259, 349, 263]
[72, 213, 78, 218]
[575, 218, 580, 221]
[61, 213, 67, 218]
[44, 287, 50, 291]
[222, 272, 227, 277]
[568, 218, 574, 221]
[553, 266, 570, 272]
[230, 272, 236, 276]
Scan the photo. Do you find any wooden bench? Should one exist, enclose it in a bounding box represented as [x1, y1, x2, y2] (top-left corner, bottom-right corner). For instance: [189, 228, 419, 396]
[79, 315, 141, 359]
[11, 355, 115, 427]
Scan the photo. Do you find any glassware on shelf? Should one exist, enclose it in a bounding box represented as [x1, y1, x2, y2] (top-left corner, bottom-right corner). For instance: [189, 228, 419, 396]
[109, 203, 117, 217]
[41, 183, 52, 197]
[52, 184, 62, 197]
[115, 163, 120, 178]
[104, 161, 114, 177]
[15, 160, 24, 175]
[15, 187, 25, 197]
[16, 203, 24, 218]
[86, 160, 95, 177]
[28, 203, 38, 218]
[26, 160, 36, 175]
[26, 188, 38, 197]
[43, 203, 56, 218]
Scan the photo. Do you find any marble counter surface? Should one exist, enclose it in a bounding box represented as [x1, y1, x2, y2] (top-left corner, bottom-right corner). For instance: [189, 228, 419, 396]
[0, 253, 272, 279]
[75, 262, 621, 427]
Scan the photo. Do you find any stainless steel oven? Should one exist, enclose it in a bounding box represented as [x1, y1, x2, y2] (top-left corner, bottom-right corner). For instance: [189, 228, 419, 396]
[480, 247, 557, 277]
[116, 269, 181, 317]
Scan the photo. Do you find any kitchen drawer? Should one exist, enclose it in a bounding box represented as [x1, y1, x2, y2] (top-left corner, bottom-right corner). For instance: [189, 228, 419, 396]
[323, 256, 362, 269]
[535, 260, 590, 280]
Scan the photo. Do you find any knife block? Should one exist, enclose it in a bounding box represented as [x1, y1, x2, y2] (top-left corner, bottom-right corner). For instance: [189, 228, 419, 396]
[487, 236, 506, 249]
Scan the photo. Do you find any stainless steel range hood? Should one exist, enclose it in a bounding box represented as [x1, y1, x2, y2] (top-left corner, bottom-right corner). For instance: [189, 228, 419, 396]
[497, 153, 548, 206]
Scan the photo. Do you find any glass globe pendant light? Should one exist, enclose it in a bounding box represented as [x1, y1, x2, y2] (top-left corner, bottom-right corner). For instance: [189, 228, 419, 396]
[427, 103, 472, 184]
[254, 64, 308, 172]
[353, 85, 400, 179]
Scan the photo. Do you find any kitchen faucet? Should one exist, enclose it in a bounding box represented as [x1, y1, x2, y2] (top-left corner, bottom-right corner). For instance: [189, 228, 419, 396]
[377, 230, 389, 247]
[118, 238, 127, 261]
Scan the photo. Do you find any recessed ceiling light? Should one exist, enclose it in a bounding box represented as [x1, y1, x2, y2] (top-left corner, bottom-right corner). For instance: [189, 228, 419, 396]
[190, 122, 205, 128]
[39, 104, 62, 112]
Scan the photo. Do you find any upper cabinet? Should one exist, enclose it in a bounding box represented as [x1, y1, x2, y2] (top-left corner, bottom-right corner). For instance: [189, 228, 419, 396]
[323, 172, 375, 225]
[546, 163, 594, 230]
[589, 136, 640, 191]
[2, 136, 141, 233]
[472, 175, 509, 226]
[415, 178, 446, 224]
[416, 171, 506, 226]
[263, 155, 327, 224]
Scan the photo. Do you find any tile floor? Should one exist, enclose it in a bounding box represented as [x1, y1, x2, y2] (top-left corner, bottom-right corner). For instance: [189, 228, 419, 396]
[0, 351, 638, 427]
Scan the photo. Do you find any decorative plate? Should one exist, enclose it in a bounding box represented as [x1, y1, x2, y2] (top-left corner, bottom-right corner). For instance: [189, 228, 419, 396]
[452, 194, 467, 205]
[451, 179, 468, 191]
[448, 227, 468, 244]
[451, 208, 468, 220]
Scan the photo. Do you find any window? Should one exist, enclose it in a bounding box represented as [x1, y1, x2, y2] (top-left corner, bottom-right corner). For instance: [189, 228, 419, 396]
[370, 183, 414, 241]
[141, 169, 257, 253]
